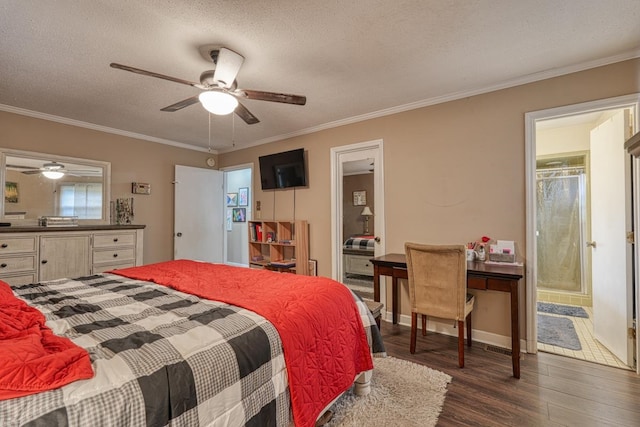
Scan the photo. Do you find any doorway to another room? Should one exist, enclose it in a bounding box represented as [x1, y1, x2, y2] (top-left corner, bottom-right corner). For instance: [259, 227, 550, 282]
[223, 165, 252, 267]
[331, 140, 386, 308]
[342, 159, 376, 300]
[526, 96, 639, 372]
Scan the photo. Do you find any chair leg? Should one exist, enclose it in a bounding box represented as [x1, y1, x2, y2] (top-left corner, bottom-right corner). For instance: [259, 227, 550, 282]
[421, 314, 427, 336]
[457, 320, 465, 368]
[410, 312, 418, 354]
[466, 312, 472, 347]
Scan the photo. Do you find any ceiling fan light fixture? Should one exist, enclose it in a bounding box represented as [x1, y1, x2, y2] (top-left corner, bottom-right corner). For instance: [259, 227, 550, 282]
[42, 170, 64, 179]
[199, 91, 238, 115]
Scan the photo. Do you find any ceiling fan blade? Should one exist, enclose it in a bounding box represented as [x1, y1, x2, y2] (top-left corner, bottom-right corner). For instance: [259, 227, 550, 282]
[22, 170, 44, 175]
[212, 48, 244, 89]
[235, 102, 260, 125]
[238, 89, 306, 105]
[110, 63, 201, 88]
[7, 164, 35, 170]
[161, 95, 200, 112]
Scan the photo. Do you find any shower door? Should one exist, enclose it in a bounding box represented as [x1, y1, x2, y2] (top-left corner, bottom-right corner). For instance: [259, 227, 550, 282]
[536, 170, 587, 293]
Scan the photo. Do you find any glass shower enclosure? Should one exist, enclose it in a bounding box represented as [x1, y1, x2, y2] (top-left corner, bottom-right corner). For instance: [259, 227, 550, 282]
[536, 167, 587, 294]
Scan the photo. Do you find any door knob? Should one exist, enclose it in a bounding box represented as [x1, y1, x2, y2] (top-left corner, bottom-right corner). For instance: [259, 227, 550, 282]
[176, 232, 182, 237]
[374, 236, 381, 243]
[586, 241, 597, 248]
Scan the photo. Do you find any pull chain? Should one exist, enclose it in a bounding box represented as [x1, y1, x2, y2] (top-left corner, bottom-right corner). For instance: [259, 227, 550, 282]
[208, 113, 212, 153]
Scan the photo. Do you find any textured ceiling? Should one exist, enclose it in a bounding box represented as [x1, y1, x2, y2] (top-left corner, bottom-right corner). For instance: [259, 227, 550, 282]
[1, 1, 639, 153]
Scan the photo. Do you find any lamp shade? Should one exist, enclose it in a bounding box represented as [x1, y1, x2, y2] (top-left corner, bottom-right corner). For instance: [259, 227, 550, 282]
[42, 170, 64, 179]
[360, 206, 373, 216]
[199, 91, 239, 115]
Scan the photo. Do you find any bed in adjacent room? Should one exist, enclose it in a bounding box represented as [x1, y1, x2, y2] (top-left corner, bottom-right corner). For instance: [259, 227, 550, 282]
[343, 236, 375, 277]
[0, 260, 384, 427]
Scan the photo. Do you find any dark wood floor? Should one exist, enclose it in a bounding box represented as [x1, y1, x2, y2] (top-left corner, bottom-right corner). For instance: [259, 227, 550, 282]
[380, 321, 640, 427]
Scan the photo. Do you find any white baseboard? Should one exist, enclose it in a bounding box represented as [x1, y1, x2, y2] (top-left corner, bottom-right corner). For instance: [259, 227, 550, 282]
[382, 310, 526, 353]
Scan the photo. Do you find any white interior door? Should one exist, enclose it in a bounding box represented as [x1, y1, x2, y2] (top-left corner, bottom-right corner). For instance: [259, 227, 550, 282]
[174, 165, 224, 262]
[590, 110, 633, 365]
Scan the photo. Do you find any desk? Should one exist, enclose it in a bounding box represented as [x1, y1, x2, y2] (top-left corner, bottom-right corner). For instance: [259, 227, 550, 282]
[370, 253, 524, 378]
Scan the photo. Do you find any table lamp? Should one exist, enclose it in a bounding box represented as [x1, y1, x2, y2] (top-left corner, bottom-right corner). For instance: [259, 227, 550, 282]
[361, 206, 373, 234]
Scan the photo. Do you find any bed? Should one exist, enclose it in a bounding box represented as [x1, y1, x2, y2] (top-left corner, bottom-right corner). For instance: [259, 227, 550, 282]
[343, 236, 375, 277]
[0, 260, 384, 427]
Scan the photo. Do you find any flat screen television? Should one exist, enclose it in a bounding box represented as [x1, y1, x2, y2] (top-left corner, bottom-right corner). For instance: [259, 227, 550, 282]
[259, 148, 307, 190]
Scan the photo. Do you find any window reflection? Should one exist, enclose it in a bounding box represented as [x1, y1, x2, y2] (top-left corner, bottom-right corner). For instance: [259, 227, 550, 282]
[2, 150, 109, 224]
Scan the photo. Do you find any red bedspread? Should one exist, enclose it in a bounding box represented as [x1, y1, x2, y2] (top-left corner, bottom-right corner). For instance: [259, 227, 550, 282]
[0, 281, 94, 400]
[113, 260, 373, 427]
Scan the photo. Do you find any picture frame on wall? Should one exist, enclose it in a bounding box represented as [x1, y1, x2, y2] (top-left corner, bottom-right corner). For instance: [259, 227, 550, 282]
[353, 190, 366, 206]
[226, 193, 238, 207]
[5, 182, 18, 203]
[308, 259, 318, 276]
[238, 187, 249, 206]
[232, 207, 246, 222]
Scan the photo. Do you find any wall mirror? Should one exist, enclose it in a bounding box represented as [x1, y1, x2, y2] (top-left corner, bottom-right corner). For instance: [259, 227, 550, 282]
[0, 148, 111, 225]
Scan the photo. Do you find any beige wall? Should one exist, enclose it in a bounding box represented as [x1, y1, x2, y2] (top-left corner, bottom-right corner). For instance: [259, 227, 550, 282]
[219, 58, 640, 340]
[0, 112, 215, 263]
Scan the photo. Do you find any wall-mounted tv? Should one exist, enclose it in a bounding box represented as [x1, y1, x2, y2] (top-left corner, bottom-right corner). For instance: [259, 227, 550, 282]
[259, 148, 307, 190]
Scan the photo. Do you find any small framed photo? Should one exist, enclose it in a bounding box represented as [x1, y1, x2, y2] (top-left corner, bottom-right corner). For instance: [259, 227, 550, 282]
[5, 182, 18, 203]
[238, 187, 249, 206]
[226, 193, 238, 207]
[232, 207, 246, 222]
[353, 190, 366, 206]
[308, 259, 318, 276]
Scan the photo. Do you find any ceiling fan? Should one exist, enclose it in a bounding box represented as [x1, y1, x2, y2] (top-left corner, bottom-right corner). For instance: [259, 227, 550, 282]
[8, 162, 97, 179]
[110, 47, 306, 125]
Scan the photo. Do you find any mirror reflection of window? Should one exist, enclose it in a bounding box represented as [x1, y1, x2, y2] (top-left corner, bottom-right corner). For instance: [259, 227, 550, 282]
[59, 183, 103, 219]
[2, 150, 110, 224]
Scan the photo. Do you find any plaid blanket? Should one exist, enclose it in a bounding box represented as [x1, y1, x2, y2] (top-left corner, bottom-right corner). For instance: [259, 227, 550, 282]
[0, 272, 384, 426]
[343, 237, 375, 251]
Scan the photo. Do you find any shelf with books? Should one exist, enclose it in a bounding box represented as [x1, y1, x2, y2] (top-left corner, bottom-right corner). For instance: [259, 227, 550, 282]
[247, 219, 309, 275]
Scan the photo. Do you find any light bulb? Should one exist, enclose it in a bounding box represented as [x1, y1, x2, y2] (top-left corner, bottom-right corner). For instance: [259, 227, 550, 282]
[42, 171, 64, 179]
[199, 91, 238, 115]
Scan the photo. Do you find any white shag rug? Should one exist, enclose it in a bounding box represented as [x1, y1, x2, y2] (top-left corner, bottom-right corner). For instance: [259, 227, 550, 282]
[326, 356, 452, 427]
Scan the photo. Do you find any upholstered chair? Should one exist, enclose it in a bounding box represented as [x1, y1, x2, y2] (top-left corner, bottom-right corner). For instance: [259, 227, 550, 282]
[404, 243, 475, 368]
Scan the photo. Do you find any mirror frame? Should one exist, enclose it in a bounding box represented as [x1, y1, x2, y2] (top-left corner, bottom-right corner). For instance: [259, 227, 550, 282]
[0, 148, 111, 225]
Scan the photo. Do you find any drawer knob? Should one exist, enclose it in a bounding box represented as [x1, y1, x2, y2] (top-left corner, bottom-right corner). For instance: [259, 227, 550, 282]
[41, 260, 48, 264]
[113, 238, 118, 242]
[113, 253, 118, 258]
[1, 243, 7, 248]
[0, 263, 6, 268]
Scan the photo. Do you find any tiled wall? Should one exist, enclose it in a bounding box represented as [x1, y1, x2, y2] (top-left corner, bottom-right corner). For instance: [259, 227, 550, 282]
[537, 290, 592, 307]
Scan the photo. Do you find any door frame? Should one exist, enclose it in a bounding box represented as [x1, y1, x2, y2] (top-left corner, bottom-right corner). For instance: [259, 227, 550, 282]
[524, 94, 640, 372]
[330, 139, 386, 302]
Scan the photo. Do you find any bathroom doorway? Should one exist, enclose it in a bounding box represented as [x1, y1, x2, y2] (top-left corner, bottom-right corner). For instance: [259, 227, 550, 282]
[528, 101, 638, 370]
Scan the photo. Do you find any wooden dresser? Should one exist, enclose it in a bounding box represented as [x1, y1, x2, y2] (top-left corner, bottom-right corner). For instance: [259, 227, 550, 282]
[0, 224, 144, 286]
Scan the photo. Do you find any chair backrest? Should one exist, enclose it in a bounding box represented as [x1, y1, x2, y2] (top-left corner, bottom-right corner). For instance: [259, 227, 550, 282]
[404, 243, 467, 321]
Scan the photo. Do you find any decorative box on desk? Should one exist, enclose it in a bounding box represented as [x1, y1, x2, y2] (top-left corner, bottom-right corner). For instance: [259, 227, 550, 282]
[488, 252, 516, 263]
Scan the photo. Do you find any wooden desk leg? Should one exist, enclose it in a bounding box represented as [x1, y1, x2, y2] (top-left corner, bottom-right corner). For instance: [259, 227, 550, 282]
[510, 280, 520, 379]
[392, 276, 399, 324]
[373, 265, 380, 302]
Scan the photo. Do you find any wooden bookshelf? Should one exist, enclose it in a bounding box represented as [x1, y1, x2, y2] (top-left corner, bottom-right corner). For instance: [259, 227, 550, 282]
[248, 220, 309, 275]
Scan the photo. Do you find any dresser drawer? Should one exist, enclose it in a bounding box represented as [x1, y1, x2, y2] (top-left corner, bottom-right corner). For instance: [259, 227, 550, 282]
[93, 233, 136, 248]
[0, 255, 37, 274]
[0, 236, 37, 254]
[345, 254, 374, 276]
[93, 262, 135, 274]
[0, 273, 37, 286]
[93, 248, 135, 264]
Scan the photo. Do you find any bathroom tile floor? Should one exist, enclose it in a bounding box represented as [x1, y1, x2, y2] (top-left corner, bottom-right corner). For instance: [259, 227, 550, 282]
[537, 305, 631, 370]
